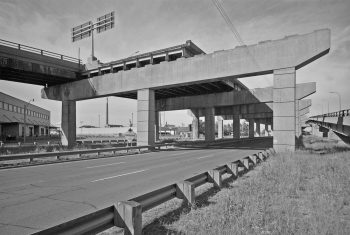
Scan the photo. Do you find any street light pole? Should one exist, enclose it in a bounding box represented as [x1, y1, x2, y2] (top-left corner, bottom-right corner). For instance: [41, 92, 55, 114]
[23, 99, 34, 143]
[329, 91, 342, 111]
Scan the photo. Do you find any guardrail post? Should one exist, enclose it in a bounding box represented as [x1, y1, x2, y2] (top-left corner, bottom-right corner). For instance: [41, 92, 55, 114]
[114, 201, 142, 235]
[248, 155, 257, 166]
[208, 169, 222, 188]
[242, 157, 250, 171]
[227, 162, 238, 178]
[176, 181, 195, 205]
[257, 152, 264, 162]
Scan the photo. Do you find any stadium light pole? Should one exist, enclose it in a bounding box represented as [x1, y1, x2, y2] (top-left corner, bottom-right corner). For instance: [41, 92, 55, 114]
[329, 91, 342, 112]
[23, 99, 34, 144]
[72, 11, 115, 60]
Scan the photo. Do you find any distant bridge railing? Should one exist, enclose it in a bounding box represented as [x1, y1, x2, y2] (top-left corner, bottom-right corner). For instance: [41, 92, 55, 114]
[309, 108, 350, 119]
[32, 148, 275, 235]
[0, 38, 81, 64]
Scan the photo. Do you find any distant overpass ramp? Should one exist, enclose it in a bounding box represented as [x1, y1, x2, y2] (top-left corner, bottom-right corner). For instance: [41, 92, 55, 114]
[307, 109, 350, 144]
[0, 39, 82, 86]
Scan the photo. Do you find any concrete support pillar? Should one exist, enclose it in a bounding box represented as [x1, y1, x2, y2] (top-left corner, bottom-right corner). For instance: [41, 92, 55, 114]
[273, 67, 296, 152]
[155, 111, 159, 141]
[217, 116, 223, 139]
[190, 109, 199, 139]
[233, 114, 240, 139]
[248, 119, 254, 138]
[264, 123, 269, 136]
[137, 89, 155, 146]
[61, 100, 76, 148]
[256, 119, 261, 137]
[205, 107, 215, 141]
[295, 100, 301, 138]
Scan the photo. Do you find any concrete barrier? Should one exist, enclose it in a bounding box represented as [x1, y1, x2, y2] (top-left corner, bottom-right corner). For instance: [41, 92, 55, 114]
[33, 148, 275, 235]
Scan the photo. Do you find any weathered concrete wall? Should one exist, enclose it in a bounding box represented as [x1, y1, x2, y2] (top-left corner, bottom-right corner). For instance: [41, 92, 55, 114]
[273, 67, 296, 152]
[137, 89, 155, 146]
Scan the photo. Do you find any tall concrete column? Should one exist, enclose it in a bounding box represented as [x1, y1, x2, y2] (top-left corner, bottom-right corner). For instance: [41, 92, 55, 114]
[256, 119, 261, 137]
[295, 100, 301, 138]
[137, 89, 155, 146]
[205, 107, 215, 141]
[155, 111, 159, 141]
[273, 67, 296, 152]
[190, 109, 199, 139]
[249, 119, 254, 138]
[217, 116, 223, 139]
[264, 123, 269, 136]
[61, 100, 76, 148]
[233, 114, 240, 139]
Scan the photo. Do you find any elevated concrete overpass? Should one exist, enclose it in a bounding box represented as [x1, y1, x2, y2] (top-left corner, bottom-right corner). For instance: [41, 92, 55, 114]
[307, 109, 350, 144]
[41, 29, 330, 152]
[0, 39, 82, 86]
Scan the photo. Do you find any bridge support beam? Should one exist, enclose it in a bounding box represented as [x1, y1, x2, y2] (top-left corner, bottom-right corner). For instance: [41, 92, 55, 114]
[155, 111, 159, 141]
[61, 100, 76, 148]
[217, 116, 223, 139]
[190, 109, 199, 139]
[273, 67, 296, 152]
[205, 107, 215, 141]
[233, 114, 240, 139]
[256, 119, 261, 137]
[137, 89, 155, 147]
[249, 119, 254, 138]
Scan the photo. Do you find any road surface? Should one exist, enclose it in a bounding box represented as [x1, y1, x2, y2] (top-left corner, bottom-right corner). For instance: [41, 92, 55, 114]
[0, 143, 267, 234]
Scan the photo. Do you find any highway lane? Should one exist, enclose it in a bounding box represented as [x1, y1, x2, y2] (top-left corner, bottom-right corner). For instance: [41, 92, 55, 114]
[0, 146, 265, 234]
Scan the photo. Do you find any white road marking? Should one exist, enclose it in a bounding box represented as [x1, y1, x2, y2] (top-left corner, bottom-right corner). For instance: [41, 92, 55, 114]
[90, 169, 148, 183]
[197, 154, 215, 159]
[86, 162, 125, 169]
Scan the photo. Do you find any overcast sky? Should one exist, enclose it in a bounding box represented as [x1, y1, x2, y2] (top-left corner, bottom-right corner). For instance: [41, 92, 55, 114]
[0, 0, 349, 127]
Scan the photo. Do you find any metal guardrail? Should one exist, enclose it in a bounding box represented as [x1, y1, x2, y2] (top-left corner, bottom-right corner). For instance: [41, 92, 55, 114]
[32, 147, 276, 235]
[310, 108, 350, 119]
[0, 143, 173, 162]
[0, 38, 81, 64]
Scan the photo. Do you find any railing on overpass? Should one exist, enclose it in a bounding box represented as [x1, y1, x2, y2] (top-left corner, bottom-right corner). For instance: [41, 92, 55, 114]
[31, 148, 275, 235]
[309, 108, 350, 119]
[0, 38, 81, 64]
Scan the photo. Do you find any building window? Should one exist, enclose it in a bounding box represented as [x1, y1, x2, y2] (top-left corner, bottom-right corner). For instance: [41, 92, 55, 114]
[4, 103, 9, 110]
[0, 101, 3, 109]
[9, 104, 13, 111]
[14, 106, 18, 112]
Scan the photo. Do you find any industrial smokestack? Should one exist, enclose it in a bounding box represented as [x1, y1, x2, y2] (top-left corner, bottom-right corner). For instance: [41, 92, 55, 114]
[106, 97, 109, 127]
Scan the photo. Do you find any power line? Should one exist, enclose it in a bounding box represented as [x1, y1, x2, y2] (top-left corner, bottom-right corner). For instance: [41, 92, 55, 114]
[211, 0, 244, 46]
[210, 0, 262, 70]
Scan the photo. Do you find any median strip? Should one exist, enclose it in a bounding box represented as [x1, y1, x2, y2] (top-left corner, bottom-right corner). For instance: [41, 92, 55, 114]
[90, 169, 148, 183]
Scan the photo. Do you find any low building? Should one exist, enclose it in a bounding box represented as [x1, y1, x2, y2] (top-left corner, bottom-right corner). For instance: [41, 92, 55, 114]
[0, 92, 50, 141]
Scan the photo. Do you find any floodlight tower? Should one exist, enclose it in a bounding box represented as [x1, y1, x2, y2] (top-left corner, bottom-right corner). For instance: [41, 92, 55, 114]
[71, 11, 115, 70]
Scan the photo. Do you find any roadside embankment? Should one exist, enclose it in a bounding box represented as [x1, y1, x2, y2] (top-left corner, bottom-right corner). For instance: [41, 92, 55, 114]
[143, 144, 350, 234]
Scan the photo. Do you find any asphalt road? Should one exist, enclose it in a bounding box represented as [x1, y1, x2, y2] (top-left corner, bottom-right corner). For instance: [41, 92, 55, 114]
[0, 142, 268, 234]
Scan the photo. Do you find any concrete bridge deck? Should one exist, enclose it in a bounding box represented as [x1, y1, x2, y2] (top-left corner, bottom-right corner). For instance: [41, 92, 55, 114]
[0, 39, 82, 86]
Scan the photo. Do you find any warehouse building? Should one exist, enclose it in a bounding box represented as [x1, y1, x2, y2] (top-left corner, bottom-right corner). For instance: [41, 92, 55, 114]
[0, 92, 50, 141]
